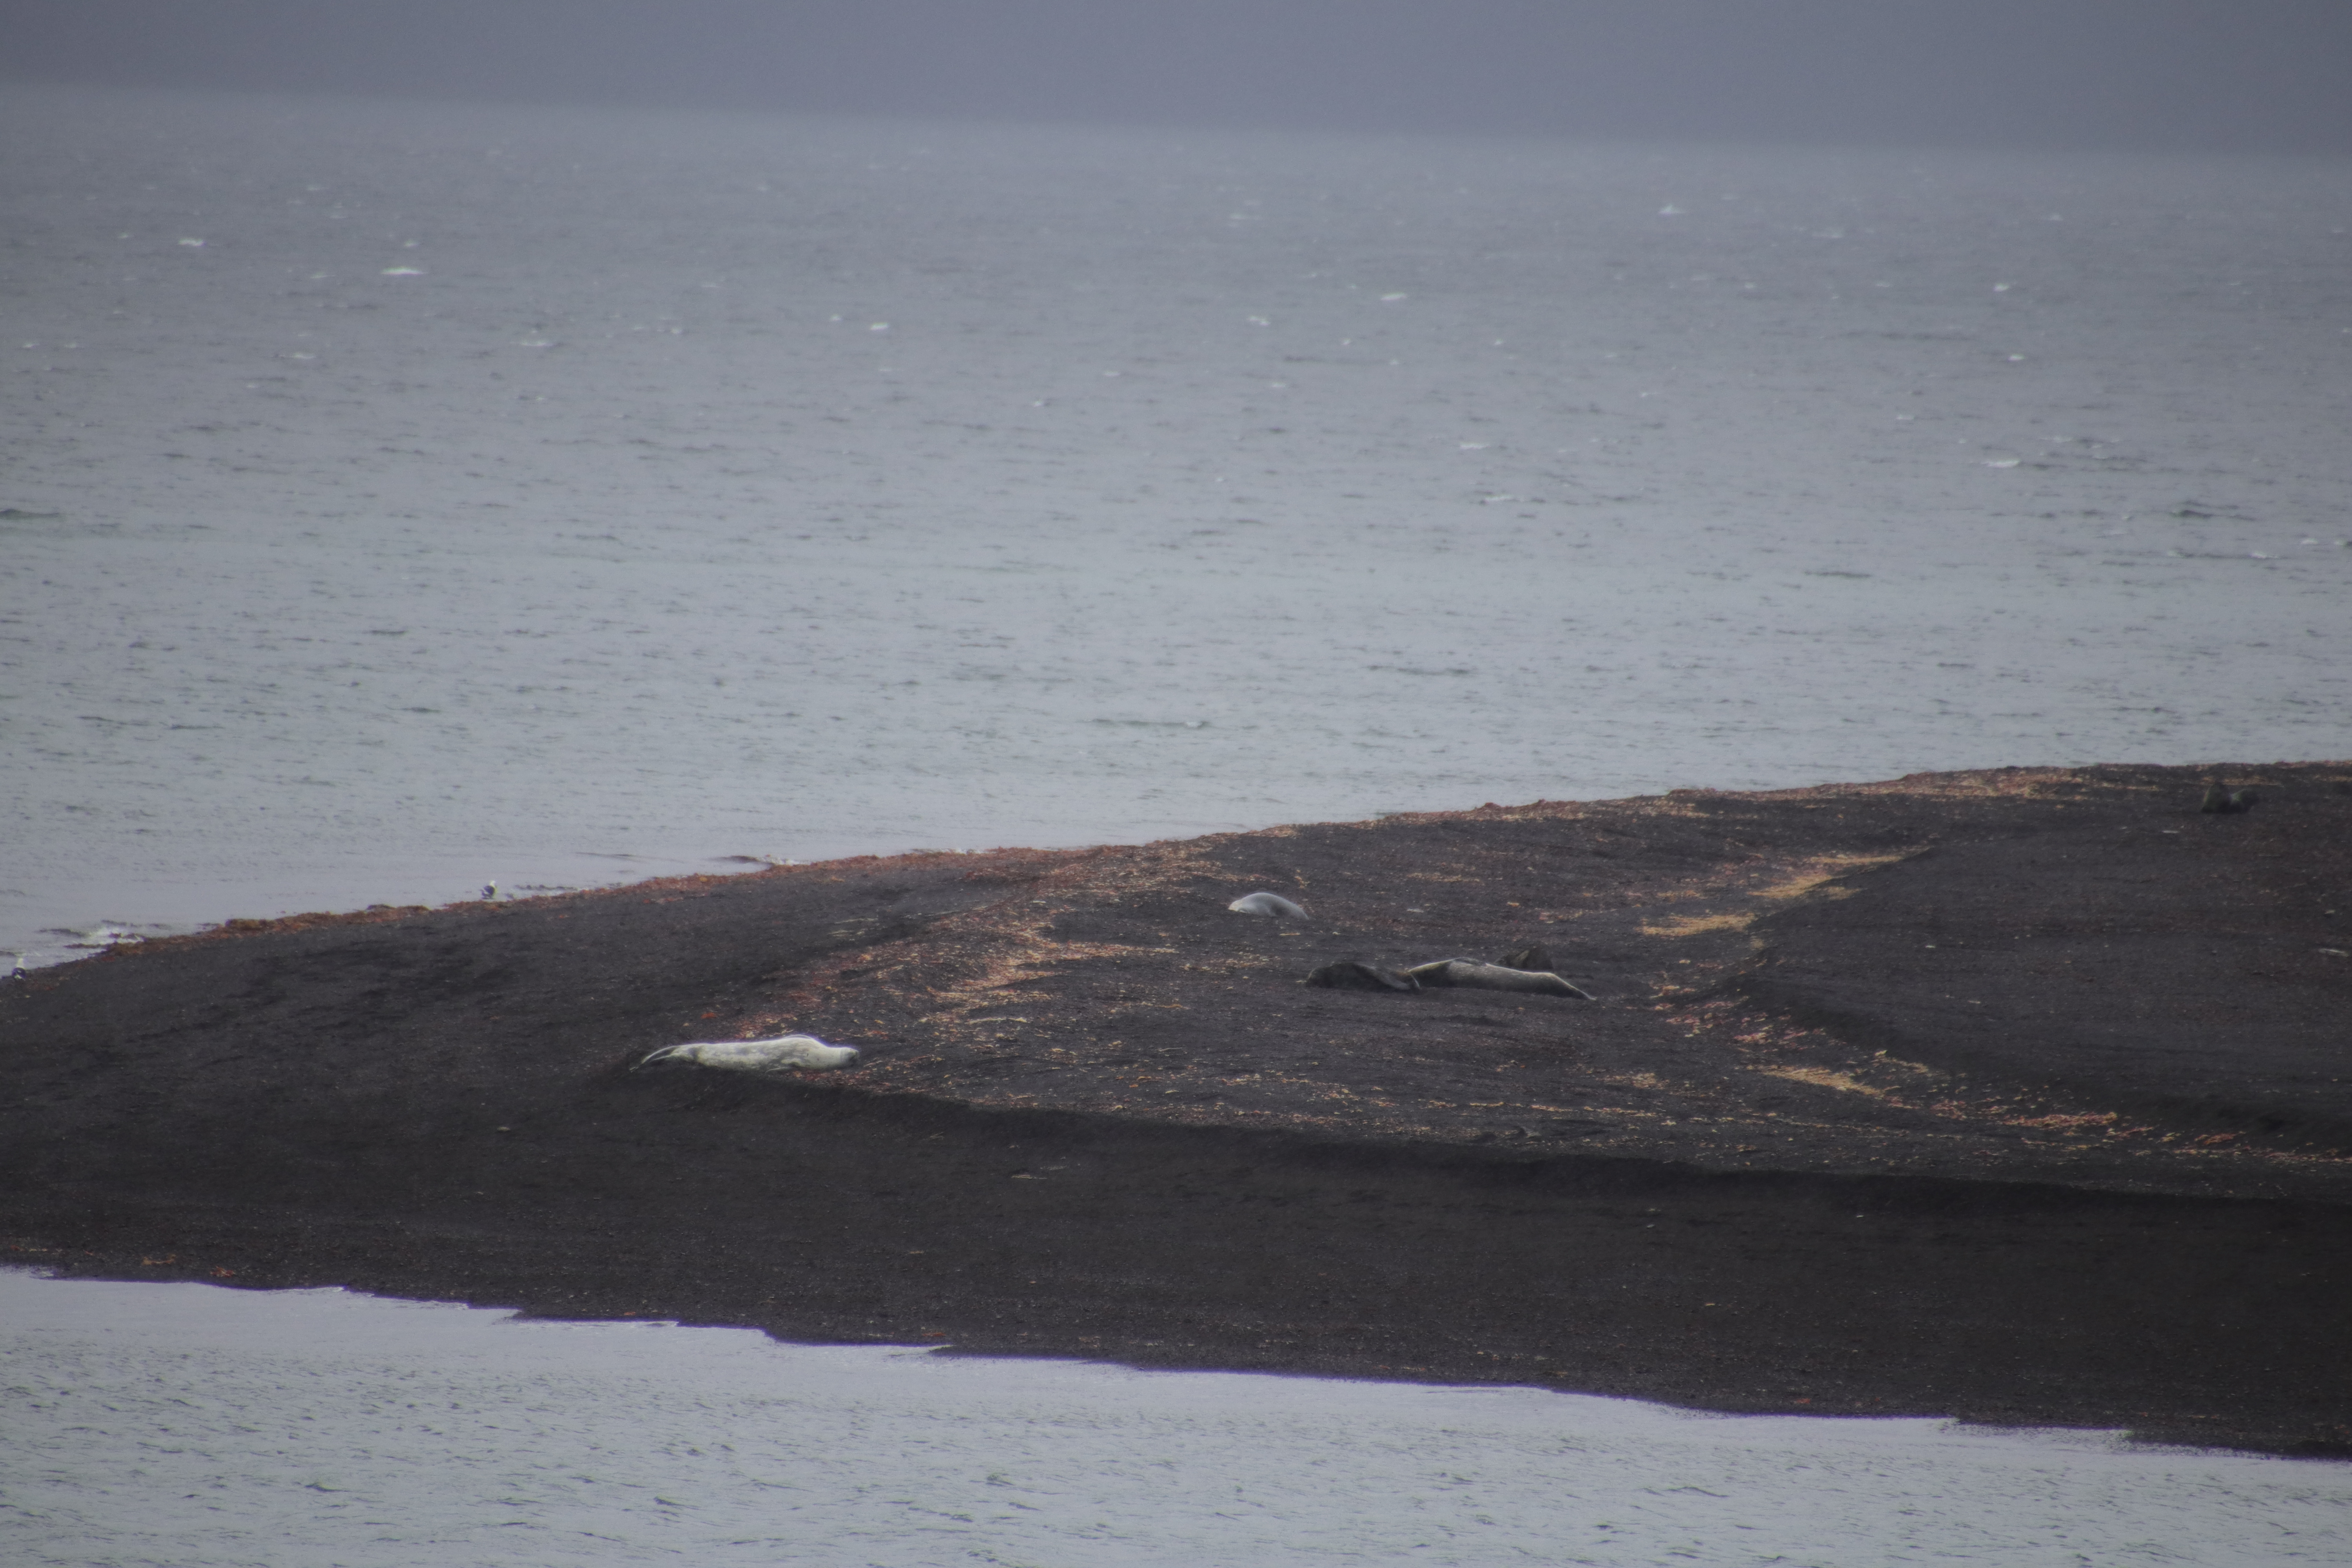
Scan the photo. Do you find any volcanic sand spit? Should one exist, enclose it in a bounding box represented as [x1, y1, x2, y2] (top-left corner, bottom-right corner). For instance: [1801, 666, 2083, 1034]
[5, 762, 2350, 1454]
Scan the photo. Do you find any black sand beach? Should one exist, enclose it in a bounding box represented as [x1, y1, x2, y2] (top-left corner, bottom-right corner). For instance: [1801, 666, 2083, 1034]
[6, 763, 2349, 1454]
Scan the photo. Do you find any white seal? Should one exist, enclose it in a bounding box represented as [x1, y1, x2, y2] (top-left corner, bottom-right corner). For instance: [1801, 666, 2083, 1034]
[1401, 960, 1595, 999]
[634, 1034, 860, 1073]
[1227, 891, 1307, 918]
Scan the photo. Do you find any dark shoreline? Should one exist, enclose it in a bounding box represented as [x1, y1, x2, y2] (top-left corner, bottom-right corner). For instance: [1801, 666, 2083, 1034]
[6, 762, 2350, 1455]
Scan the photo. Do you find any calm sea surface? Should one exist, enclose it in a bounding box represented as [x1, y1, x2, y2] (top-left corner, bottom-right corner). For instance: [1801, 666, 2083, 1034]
[7, 1271, 2348, 1568]
[5, 84, 2347, 968]
[3, 85, 2348, 1561]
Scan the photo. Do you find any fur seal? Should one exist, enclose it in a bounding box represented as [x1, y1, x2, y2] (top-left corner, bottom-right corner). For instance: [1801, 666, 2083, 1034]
[2199, 784, 2258, 814]
[1228, 891, 1308, 918]
[1402, 959, 1595, 1000]
[634, 1034, 860, 1073]
[1305, 960, 1420, 992]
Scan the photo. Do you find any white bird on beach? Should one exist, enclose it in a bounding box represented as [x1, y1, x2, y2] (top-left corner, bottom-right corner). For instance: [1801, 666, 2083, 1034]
[633, 1034, 861, 1073]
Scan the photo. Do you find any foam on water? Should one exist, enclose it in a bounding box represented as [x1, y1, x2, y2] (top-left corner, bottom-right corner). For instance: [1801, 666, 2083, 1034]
[5, 1270, 2345, 1567]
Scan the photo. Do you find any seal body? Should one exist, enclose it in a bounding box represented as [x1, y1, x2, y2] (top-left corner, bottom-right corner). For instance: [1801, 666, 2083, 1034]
[634, 1034, 860, 1073]
[1402, 960, 1594, 1000]
[1228, 891, 1308, 918]
[1305, 960, 1420, 992]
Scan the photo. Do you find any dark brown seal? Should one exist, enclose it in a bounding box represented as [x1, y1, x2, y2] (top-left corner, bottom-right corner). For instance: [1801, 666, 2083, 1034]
[1304, 960, 1421, 993]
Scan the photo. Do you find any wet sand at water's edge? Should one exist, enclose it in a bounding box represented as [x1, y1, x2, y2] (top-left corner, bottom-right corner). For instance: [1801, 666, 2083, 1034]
[7, 762, 2349, 1455]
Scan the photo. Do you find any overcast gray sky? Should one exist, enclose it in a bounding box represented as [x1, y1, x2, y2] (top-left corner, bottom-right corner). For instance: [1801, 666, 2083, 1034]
[5, 0, 2350, 154]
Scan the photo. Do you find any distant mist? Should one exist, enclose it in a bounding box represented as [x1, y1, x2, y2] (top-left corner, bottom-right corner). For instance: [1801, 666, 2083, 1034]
[5, 0, 2350, 155]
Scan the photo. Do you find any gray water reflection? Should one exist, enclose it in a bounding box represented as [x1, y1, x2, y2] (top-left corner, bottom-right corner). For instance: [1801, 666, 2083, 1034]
[6, 1270, 2343, 1567]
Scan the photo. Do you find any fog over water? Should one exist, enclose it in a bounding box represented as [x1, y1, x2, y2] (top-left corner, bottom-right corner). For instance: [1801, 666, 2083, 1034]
[3, 85, 2347, 968]
[10, 0, 2352, 156]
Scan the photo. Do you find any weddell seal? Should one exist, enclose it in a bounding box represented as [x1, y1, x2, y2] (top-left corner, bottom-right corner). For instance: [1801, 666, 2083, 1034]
[1401, 960, 1595, 1000]
[633, 1034, 860, 1073]
[1228, 891, 1308, 918]
[2200, 783, 2258, 814]
[1304, 960, 1420, 992]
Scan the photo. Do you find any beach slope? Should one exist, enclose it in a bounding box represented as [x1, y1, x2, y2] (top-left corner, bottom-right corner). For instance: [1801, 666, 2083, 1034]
[5, 762, 2348, 1452]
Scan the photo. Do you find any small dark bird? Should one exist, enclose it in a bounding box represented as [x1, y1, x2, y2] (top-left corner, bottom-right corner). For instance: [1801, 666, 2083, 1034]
[2199, 784, 2258, 814]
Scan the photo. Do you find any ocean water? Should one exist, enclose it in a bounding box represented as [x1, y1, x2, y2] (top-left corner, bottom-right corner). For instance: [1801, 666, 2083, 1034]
[6, 1271, 2348, 1568]
[4, 84, 2350, 1559]
[4, 84, 2347, 968]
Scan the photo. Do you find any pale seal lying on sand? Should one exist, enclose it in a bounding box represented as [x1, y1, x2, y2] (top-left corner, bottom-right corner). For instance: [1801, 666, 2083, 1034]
[1304, 960, 1420, 992]
[634, 1034, 860, 1072]
[1228, 891, 1308, 918]
[1401, 960, 1595, 1000]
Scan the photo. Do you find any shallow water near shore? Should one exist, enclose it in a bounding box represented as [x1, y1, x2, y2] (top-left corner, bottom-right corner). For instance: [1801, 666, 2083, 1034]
[6, 1270, 2346, 1567]
[4, 84, 2350, 1559]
